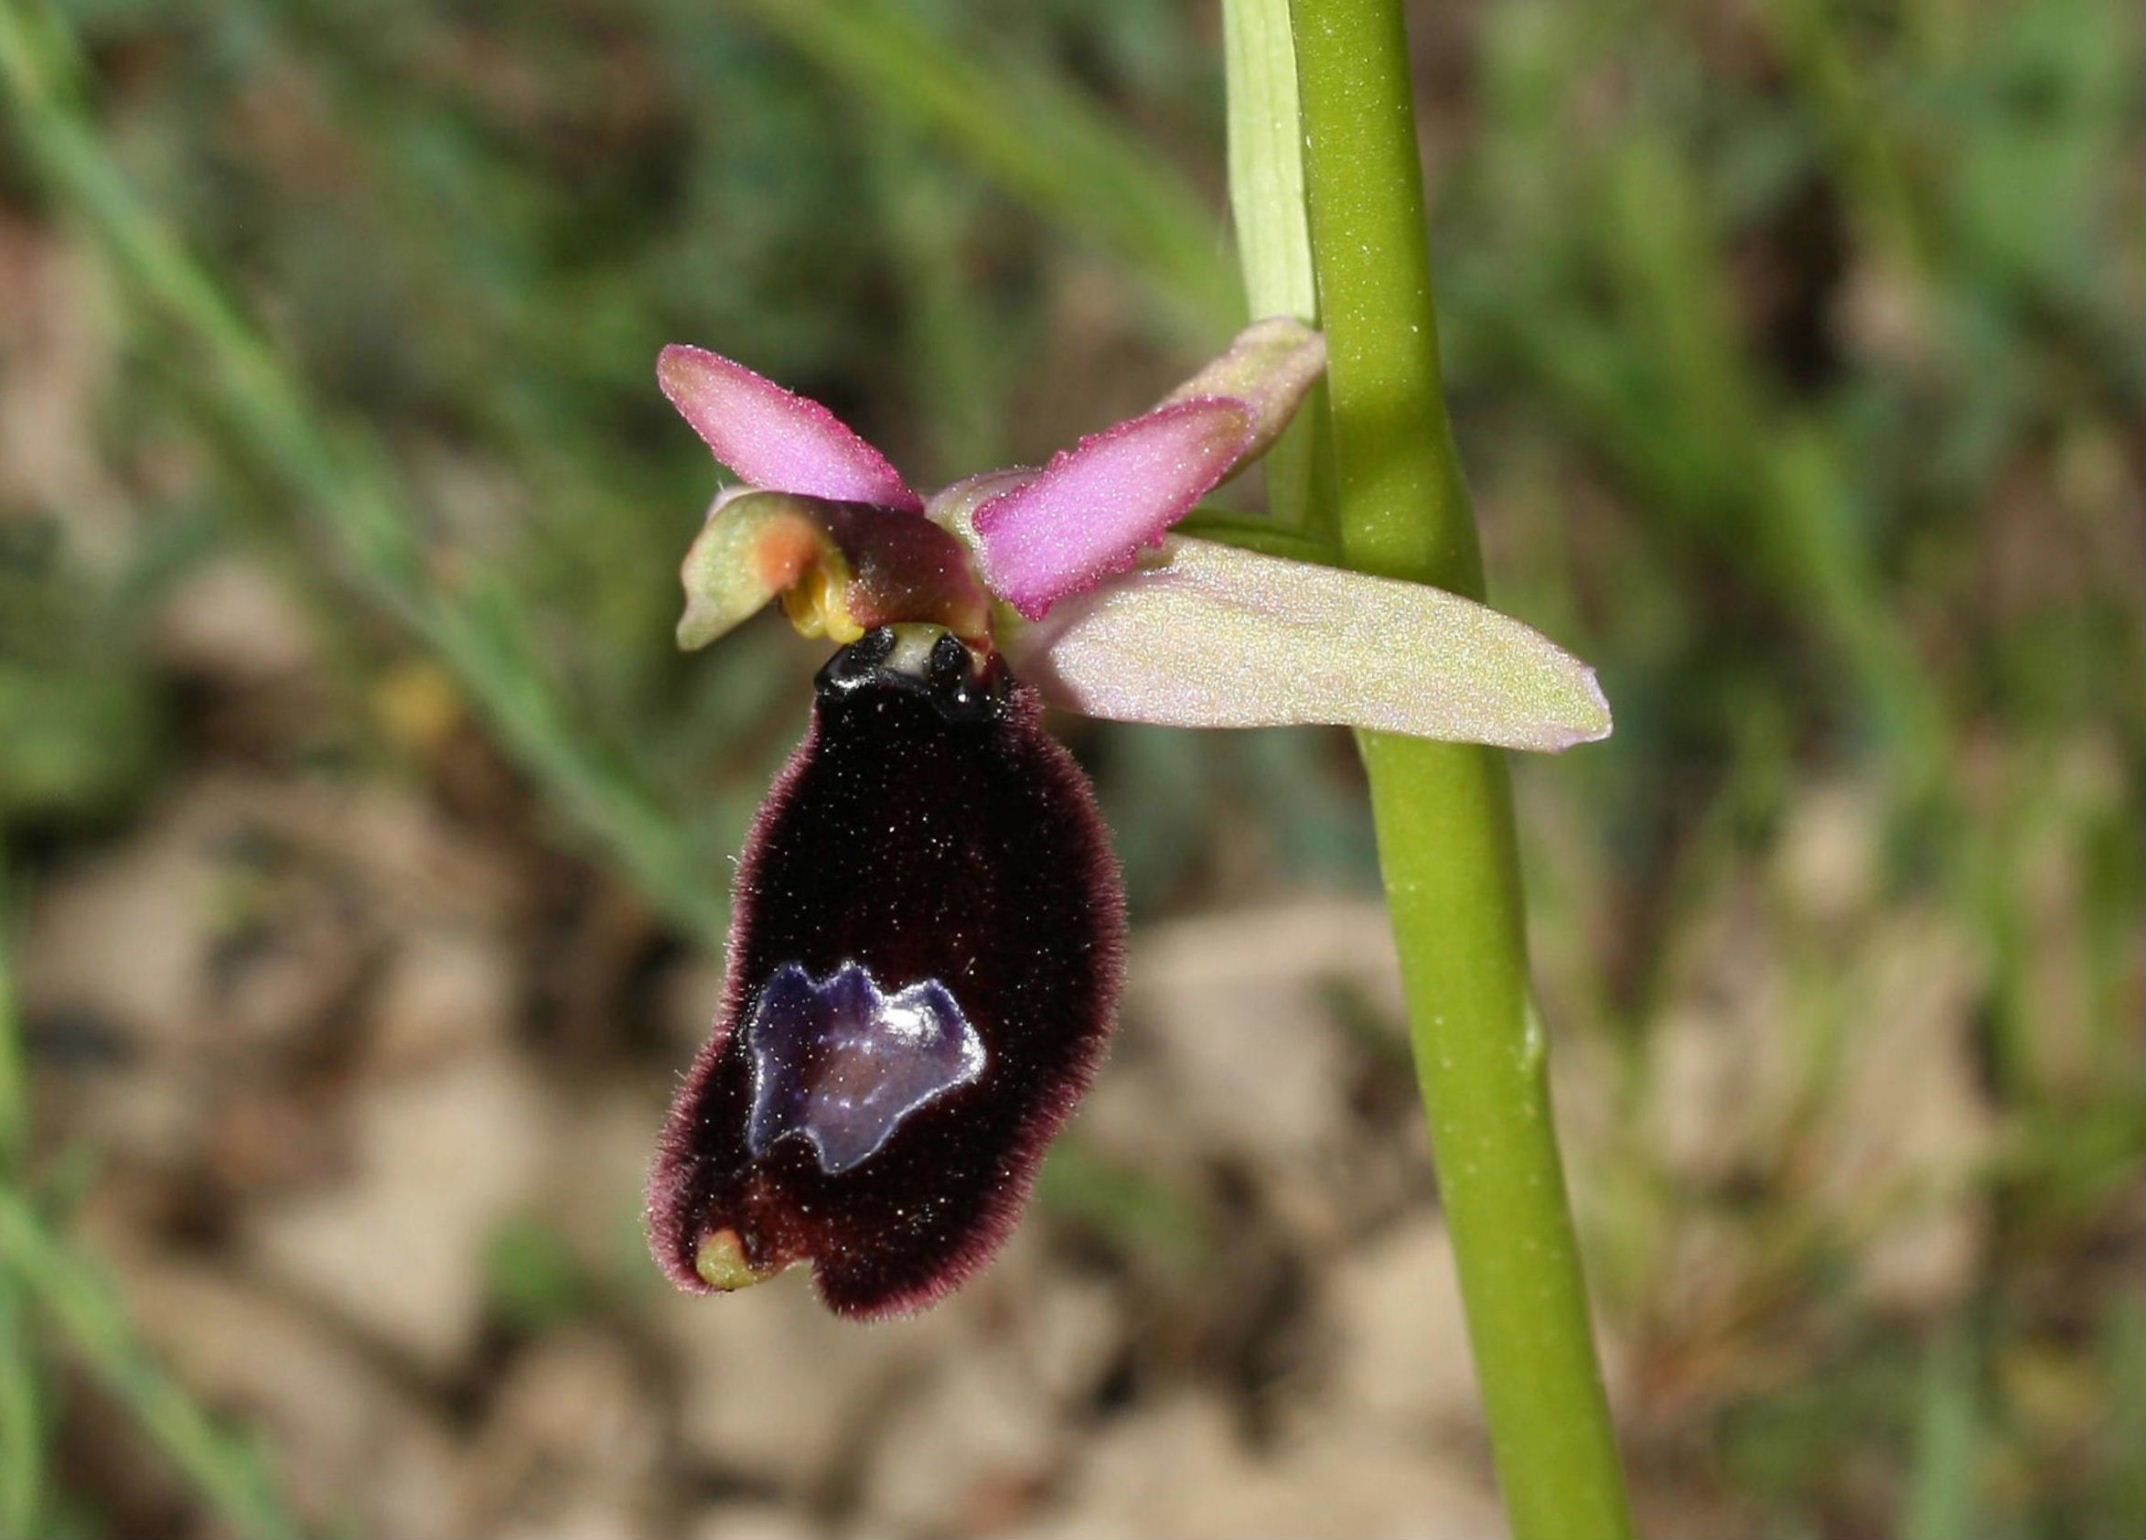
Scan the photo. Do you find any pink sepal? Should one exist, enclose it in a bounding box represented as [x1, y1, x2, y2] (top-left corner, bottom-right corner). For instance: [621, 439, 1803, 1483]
[659, 344, 921, 512]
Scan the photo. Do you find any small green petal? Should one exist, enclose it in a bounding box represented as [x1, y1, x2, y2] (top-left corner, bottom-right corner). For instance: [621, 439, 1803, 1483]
[678, 490, 992, 651]
[677, 490, 839, 651]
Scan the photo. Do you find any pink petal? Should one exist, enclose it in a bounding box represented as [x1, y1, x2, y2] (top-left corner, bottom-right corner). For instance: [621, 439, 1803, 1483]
[659, 344, 920, 512]
[923, 468, 1039, 548]
[973, 399, 1255, 619]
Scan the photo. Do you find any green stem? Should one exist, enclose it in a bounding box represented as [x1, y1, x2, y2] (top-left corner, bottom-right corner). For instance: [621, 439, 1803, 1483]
[1285, 2, 1636, 1536]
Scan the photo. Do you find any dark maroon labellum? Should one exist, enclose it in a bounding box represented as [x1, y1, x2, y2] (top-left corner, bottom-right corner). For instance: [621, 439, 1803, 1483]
[649, 625, 1126, 1317]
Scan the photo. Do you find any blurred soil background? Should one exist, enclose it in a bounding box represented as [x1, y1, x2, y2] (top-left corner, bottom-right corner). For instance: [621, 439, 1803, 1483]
[1, 0, 2142, 1535]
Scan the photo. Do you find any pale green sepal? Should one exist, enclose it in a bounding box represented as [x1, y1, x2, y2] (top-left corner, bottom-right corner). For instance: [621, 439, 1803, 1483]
[1006, 536, 1610, 752]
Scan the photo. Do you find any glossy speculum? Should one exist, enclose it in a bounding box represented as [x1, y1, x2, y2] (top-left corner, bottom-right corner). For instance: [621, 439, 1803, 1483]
[742, 962, 985, 1176]
[649, 625, 1125, 1317]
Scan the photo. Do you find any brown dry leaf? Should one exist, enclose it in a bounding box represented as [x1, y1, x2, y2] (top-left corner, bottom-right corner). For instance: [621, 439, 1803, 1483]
[458, 1329, 668, 1537]
[1809, 908, 1992, 1314]
[1021, 1392, 1506, 1540]
[242, 1052, 547, 1373]
[123, 1257, 462, 1538]
[0, 220, 133, 567]
[1321, 1218, 1485, 1445]
[1102, 900, 1405, 1192]
[655, 1268, 943, 1489]
[153, 557, 322, 683]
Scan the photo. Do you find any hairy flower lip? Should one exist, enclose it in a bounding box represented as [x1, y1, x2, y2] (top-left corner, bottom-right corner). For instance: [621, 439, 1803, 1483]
[647, 626, 1125, 1319]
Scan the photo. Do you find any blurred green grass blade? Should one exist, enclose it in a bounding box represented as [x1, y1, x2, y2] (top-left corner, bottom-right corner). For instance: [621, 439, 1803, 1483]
[721, 0, 1237, 341]
[4, 849, 245, 1540]
[1766, 424, 1945, 791]
[1594, 129, 1943, 788]
[0, 1271, 42, 1540]
[0, 855, 38, 1540]
[1757, 0, 1936, 280]
[0, 1193, 297, 1540]
[0, 860, 24, 1177]
[1902, 1322, 1981, 1540]
[0, 0, 726, 946]
[866, 129, 1011, 483]
[2094, 1299, 2146, 1533]
[1037, 1143, 1207, 1276]
[0, 2, 422, 597]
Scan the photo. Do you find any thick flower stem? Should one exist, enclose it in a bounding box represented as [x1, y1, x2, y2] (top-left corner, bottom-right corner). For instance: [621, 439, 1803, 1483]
[1287, 1, 1636, 1536]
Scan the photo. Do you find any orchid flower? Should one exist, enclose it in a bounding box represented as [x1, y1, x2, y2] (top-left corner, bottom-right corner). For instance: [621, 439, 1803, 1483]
[646, 317, 1609, 1318]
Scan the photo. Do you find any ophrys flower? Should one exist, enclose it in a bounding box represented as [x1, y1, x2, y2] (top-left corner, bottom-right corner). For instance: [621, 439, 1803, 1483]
[647, 319, 1607, 1317]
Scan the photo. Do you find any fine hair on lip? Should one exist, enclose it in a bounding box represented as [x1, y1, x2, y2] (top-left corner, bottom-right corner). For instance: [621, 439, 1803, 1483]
[648, 630, 1125, 1317]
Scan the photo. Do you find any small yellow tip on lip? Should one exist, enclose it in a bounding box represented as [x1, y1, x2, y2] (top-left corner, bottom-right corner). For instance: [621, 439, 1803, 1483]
[696, 1229, 781, 1292]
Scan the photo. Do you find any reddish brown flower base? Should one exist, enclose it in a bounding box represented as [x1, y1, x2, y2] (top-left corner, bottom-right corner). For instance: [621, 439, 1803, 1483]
[648, 626, 1126, 1317]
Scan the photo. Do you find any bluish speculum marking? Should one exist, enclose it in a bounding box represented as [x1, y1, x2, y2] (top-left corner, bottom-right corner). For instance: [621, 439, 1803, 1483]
[744, 962, 985, 1175]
